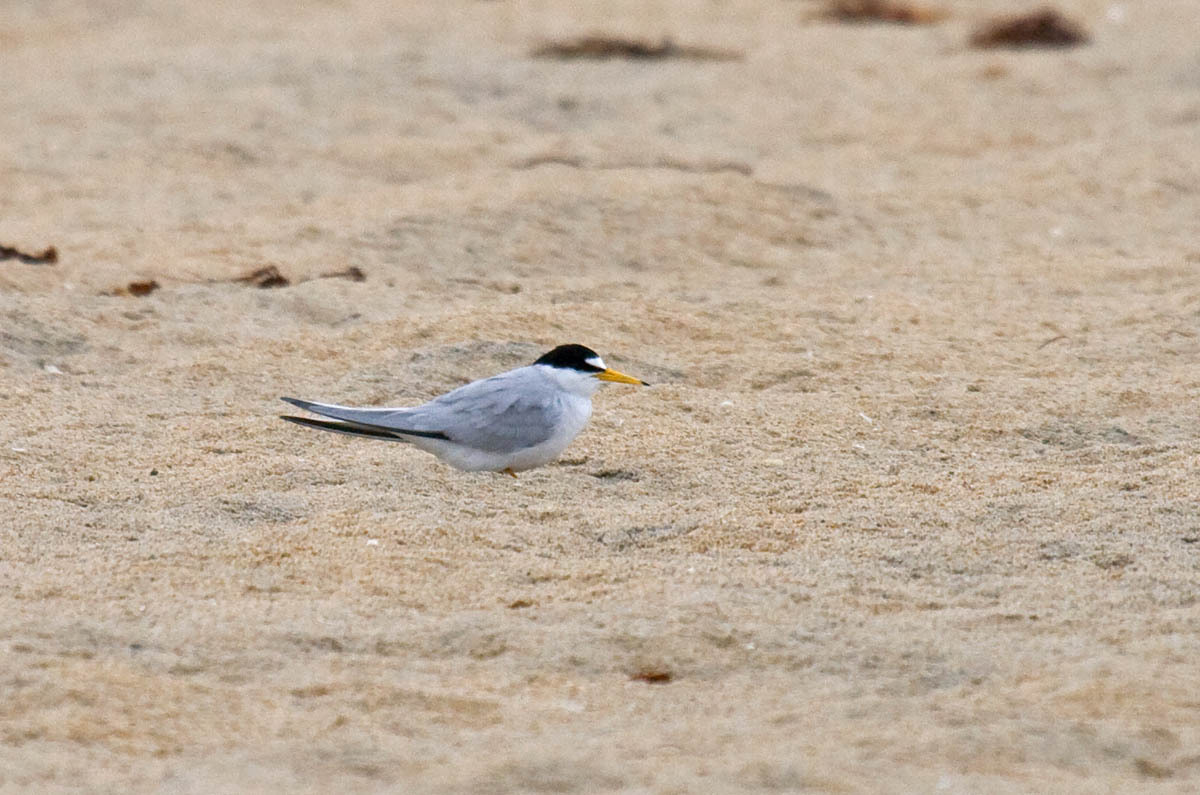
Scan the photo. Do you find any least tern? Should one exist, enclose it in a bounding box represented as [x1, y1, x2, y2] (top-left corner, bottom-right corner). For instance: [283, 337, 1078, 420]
[280, 344, 647, 476]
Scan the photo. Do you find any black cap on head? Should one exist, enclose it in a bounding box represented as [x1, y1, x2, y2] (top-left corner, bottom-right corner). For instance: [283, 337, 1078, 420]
[533, 344, 605, 372]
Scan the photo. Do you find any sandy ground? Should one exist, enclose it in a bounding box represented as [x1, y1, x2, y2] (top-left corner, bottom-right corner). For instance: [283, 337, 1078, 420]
[3, 0, 1200, 791]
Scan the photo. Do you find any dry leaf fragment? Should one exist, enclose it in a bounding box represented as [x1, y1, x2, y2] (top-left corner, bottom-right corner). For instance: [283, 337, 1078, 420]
[970, 8, 1089, 49]
[108, 279, 160, 297]
[630, 669, 674, 684]
[823, 0, 948, 25]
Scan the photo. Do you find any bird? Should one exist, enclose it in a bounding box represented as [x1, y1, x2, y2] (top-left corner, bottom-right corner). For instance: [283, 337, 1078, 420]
[280, 344, 648, 477]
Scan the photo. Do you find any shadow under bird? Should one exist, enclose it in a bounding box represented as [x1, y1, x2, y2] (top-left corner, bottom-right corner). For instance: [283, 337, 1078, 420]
[280, 344, 648, 477]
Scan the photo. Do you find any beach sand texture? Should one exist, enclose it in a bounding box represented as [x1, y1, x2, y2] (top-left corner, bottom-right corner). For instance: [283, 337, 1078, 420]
[3, 1, 1200, 791]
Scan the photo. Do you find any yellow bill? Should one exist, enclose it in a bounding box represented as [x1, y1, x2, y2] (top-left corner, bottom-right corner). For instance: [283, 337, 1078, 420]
[596, 368, 648, 386]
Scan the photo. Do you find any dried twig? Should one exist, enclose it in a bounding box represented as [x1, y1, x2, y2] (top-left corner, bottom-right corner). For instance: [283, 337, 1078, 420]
[184, 263, 369, 292]
[231, 265, 290, 288]
[0, 244, 58, 265]
[533, 36, 741, 62]
[317, 266, 366, 283]
[513, 155, 752, 176]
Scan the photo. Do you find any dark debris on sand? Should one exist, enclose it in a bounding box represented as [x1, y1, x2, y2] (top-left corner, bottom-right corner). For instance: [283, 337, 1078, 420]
[100, 263, 367, 296]
[233, 265, 291, 289]
[630, 669, 674, 684]
[227, 264, 365, 289]
[1, 243, 58, 265]
[970, 8, 1089, 49]
[106, 279, 161, 297]
[318, 266, 366, 283]
[821, 0, 947, 25]
[532, 36, 741, 62]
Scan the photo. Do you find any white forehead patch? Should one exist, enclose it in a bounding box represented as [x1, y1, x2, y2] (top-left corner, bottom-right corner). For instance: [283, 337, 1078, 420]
[586, 355, 606, 370]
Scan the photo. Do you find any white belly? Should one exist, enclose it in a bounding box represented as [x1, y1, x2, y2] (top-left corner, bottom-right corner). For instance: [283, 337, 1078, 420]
[414, 393, 592, 472]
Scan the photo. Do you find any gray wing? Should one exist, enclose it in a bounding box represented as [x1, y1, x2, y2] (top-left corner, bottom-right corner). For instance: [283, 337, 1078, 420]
[280, 366, 561, 452]
[280, 397, 449, 439]
[408, 367, 563, 453]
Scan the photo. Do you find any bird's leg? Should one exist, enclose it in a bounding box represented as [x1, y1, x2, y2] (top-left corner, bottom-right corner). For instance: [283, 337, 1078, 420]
[502, 467, 518, 479]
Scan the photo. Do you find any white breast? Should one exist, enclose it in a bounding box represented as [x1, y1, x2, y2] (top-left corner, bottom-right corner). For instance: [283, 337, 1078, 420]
[499, 392, 592, 471]
[412, 391, 593, 472]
